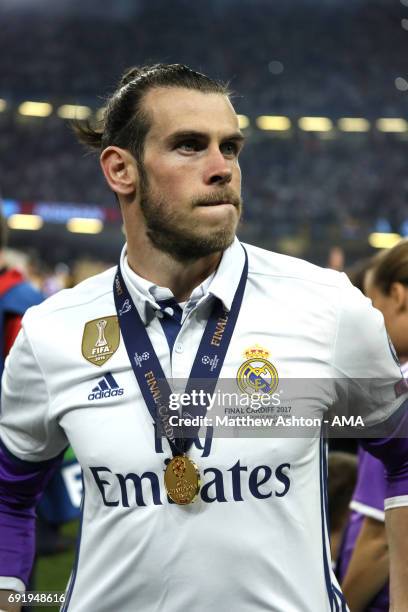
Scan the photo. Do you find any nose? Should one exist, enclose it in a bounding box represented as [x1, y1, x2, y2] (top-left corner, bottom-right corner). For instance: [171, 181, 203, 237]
[204, 148, 233, 186]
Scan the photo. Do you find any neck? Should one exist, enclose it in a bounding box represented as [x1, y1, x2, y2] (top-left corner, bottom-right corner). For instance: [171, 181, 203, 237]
[127, 243, 222, 302]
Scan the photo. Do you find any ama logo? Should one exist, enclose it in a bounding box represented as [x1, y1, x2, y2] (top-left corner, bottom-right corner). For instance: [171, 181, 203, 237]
[88, 373, 124, 401]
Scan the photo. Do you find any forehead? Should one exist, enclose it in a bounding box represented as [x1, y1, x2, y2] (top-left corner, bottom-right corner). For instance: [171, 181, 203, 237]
[142, 87, 240, 142]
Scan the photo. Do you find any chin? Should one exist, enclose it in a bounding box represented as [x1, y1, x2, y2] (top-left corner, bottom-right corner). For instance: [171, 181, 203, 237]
[196, 228, 236, 251]
[197, 211, 239, 235]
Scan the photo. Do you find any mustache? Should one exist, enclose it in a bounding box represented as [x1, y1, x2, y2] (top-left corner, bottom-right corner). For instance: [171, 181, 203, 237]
[192, 191, 242, 209]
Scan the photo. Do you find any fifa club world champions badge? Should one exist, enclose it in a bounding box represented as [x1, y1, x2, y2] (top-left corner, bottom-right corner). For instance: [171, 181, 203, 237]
[82, 316, 120, 366]
[236, 345, 279, 395]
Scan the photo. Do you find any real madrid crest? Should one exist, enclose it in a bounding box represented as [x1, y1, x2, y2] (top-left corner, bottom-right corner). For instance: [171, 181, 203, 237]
[237, 345, 279, 395]
[82, 316, 120, 366]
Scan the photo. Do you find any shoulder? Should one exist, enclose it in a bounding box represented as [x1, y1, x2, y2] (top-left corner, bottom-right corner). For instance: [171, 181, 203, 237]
[6, 266, 118, 393]
[244, 242, 347, 290]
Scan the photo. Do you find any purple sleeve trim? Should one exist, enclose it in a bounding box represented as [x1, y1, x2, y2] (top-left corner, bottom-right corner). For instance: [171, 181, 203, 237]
[352, 447, 386, 509]
[361, 400, 408, 500]
[0, 437, 65, 586]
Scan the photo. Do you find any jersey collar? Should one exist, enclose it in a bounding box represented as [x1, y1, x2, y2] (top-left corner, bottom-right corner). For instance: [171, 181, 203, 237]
[208, 237, 246, 312]
[119, 237, 245, 324]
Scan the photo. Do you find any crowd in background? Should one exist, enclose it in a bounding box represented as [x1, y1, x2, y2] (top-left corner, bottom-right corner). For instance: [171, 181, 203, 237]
[1, 0, 408, 263]
[4, 247, 112, 297]
[1, 0, 406, 117]
[2, 114, 408, 245]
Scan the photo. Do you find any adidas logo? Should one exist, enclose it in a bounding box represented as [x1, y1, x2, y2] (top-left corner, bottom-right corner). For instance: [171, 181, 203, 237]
[88, 373, 124, 401]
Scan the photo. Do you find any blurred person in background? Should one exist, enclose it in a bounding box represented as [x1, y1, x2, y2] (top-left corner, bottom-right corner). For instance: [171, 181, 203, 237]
[327, 246, 345, 272]
[0, 215, 43, 373]
[1, 63, 408, 612]
[338, 240, 408, 611]
[67, 259, 113, 288]
[328, 452, 358, 566]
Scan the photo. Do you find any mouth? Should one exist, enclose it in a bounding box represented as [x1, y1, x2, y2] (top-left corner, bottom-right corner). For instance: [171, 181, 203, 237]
[197, 200, 235, 208]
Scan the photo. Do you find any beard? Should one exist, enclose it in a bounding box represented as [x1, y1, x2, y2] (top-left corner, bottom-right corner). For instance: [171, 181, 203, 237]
[139, 173, 243, 263]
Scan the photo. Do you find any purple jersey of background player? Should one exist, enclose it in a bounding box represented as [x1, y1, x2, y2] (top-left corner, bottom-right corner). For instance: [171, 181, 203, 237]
[337, 448, 388, 611]
[337, 362, 408, 611]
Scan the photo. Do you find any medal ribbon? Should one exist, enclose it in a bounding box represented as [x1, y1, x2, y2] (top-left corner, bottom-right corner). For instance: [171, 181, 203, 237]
[113, 245, 248, 457]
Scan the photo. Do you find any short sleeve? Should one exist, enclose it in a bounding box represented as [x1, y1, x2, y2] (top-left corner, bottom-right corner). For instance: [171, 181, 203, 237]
[332, 275, 407, 427]
[0, 325, 68, 461]
[350, 448, 386, 521]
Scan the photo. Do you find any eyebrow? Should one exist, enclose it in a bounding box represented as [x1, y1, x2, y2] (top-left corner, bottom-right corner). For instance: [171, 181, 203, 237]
[165, 130, 246, 147]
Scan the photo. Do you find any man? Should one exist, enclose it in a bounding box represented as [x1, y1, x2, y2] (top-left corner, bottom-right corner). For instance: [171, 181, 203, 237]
[0, 64, 408, 612]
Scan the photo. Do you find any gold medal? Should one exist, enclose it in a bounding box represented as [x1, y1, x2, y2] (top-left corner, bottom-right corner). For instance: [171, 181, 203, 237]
[164, 455, 201, 505]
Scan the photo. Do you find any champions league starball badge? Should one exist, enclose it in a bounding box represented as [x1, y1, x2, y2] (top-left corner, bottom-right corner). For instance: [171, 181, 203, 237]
[236, 345, 279, 395]
[82, 316, 120, 366]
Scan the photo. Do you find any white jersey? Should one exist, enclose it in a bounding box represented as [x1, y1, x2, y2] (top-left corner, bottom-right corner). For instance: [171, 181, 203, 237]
[0, 238, 404, 612]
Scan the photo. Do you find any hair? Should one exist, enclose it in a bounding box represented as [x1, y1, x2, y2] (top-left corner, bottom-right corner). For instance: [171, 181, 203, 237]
[73, 63, 231, 165]
[345, 256, 377, 293]
[370, 239, 408, 295]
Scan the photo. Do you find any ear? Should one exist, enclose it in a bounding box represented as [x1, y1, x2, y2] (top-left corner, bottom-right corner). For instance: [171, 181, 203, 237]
[389, 282, 408, 312]
[100, 146, 138, 196]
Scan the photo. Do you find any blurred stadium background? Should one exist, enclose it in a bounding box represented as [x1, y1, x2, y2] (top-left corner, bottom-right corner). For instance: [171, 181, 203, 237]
[2, 0, 408, 277]
[1, 0, 408, 606]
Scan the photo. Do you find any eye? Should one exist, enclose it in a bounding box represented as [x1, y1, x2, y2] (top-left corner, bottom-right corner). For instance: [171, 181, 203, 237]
[221, 141, 240, 157]
[177, 139, 203, 153]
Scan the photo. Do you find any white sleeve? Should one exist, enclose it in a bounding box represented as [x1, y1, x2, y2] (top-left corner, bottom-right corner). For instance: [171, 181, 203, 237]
[0, 325, 68, 461]
[332, 274, 407, 427]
